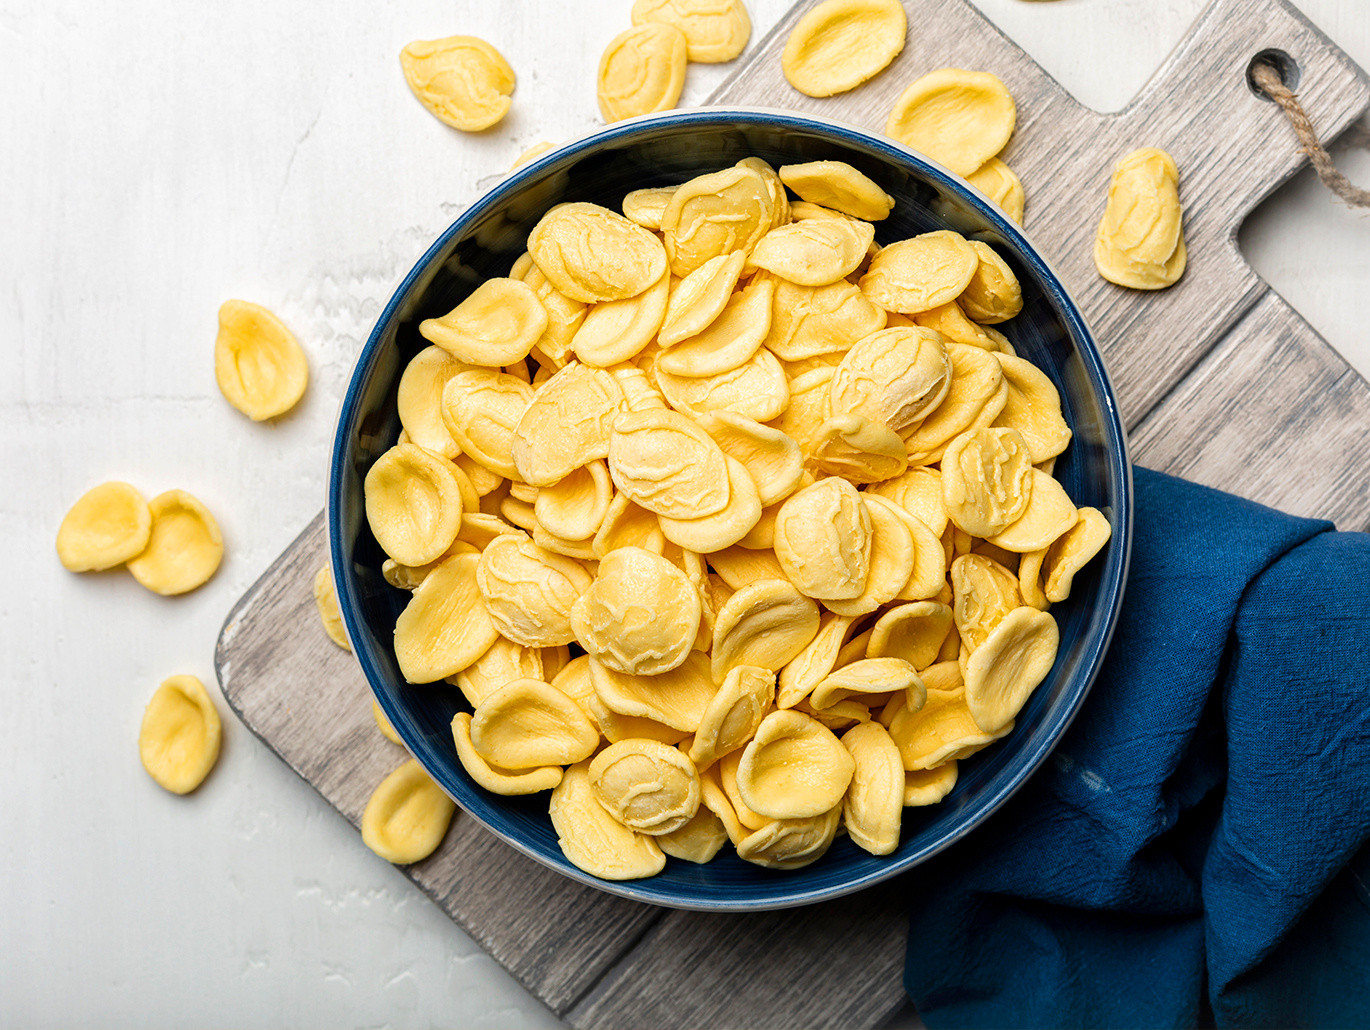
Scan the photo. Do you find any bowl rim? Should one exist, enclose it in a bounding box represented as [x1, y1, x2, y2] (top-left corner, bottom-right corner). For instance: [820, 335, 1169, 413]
[329, 106, 1133, 911]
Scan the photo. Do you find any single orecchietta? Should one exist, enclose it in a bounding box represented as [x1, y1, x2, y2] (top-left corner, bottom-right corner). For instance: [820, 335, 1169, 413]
[361, 154, 1110, 881]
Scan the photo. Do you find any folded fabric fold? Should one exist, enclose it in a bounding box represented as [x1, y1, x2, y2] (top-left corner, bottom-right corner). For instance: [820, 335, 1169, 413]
[904, 466, 1370, 1029]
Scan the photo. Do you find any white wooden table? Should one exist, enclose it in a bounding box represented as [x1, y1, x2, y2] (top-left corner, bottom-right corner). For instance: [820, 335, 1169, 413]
[3, 1, 1368, 1026]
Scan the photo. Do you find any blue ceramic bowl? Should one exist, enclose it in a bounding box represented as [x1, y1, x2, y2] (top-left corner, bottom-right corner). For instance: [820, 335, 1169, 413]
[330, 108, 1131, 911]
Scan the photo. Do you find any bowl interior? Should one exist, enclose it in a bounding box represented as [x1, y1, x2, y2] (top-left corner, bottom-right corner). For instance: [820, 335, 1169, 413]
[330, 109, 1131, 910]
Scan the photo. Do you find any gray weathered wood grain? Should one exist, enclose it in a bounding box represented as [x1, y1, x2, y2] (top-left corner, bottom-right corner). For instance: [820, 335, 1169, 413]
[217, 1, 1370, 1028]
[216, 514, 663, 1015]
[1130, 291, 1370, 532]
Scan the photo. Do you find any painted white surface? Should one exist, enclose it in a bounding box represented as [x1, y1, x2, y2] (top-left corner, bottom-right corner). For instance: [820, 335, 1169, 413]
[1, 1, 1366, 1026]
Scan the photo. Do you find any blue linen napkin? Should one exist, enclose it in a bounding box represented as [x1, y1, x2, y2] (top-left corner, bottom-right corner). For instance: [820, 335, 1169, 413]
[904, 465, 1370, 1028]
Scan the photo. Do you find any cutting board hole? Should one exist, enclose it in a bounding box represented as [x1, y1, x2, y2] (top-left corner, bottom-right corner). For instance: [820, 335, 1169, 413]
[1247, 50, 1301, 100]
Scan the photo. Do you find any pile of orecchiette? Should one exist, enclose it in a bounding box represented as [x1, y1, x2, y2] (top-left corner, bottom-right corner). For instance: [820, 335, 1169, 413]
[361, 155, 1111, 879]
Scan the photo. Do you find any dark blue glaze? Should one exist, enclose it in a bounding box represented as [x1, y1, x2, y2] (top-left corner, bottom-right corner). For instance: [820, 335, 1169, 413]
[329, 109, 1132, 911]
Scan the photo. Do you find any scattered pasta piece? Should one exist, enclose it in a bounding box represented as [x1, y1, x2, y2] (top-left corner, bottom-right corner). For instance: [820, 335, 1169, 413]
[313, 565, 350, 651]
[1094, 147, 1187, 290]
[126, 490, 223, 595]
[782, 0, 907, 98]
[361, 758, 457, 864]
[631, 0, 751, 63]
[598, 23, 688, 124]
[400, 36, 515, 132]
[214, 300, 308, 421]
[373, 700, 403, 745]
[56, 481, 151, 572]
[139, 675, 222, 795]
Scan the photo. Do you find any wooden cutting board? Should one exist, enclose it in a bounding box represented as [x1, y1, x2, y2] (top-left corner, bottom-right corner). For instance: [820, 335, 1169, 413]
[215, 1, 1370, 1027]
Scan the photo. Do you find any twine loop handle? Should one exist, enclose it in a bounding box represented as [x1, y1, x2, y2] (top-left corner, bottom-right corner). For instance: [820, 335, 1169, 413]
[1250, 57, 1370, 209]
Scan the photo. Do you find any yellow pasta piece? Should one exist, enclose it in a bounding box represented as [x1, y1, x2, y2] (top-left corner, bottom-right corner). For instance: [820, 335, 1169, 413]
[941, 427, 1034, 537]
[886, 69, 1017, 177]
[631, 0, 751, 62]
[570, 545, 702, 676]
[841, 720, 904, 854]
[990, 352, 1074, 464]
[364, 442, 465, 566]
[960, 241, 1023, 324]
[965, 158, 1025, 224]
[764, 277, 887, 362]
[138, 674, 221, 795]
[867, 465, 948, 536]
[656, 803, 729, 863]
[608, 408, 731, 519]
[597, 23, 688, 123]
[420, 279, 547, 368]
[867, 600, 954, 670]
[711, 579, 821, 683]
[859, 230, 979, 314]
[313, 565, 350, 651]
[904, 762, 958, 806]
[475, 535, 592, 647]
[361, 759, 457, 864]
[214, 300, 308, 421]
[779, 160, 894, 222]
[781, 0, 907, 98]
[698, 411, 804, 507]
[951, 553, 1023, 655]
[56, 481, 151, 572]
[397, 346, 471, 457]
[511, 141, 555, 169]
[773, 477, 872, 600]
[660, 165, 775, 277]
[811, 657, 923, 712]
[1094, 147, 1186, 290]
[654, 347, 790, 424]
[807, 413, 909, 484]
[657, 277, 774, 377]
[551, 759, 666, 880]
[735, 806, 842, 869]
[529, 202, 669, 303]
[824, 492, 916, 616]
[400, 35, 515, 132]
[513, 362, 625, 487]
[590, 738, 702, 835]
[589, 650, 717, 732]
[659, 251, 747, 347]
[125, 490, 224, 596]
[736, 710, 855, 819]
[623, 188, 681, 236]
[986, 468, 1079, 553]
[571, 270, 669, 367]
[450, 635, 545, 708]
[393, 552, 500, 683]
[372, 700, 403, 745]
[1044, 506, 1112, 603]
[830, 326, 951, 433]
[963, 606, 1060, 733]
[688, 664, 775, 769]
[470, 678, 600, 769]
[534, 461, 614, 542]
[656, 454, 764, 553]
[776, 611, 854, 709]
[882, 681, 1011, 770]
[901, 343, 1009, 467]
[747, 217, 875, 287]
[451, 712, 563, 795]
